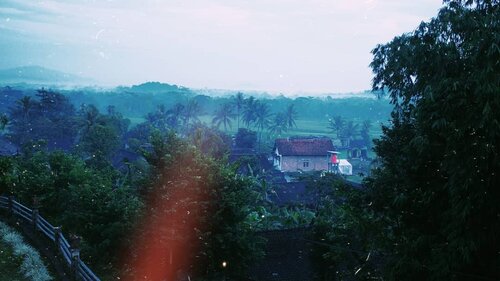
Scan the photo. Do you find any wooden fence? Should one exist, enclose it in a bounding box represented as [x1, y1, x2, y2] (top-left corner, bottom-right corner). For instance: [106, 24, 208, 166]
[0, 195, 100, 281]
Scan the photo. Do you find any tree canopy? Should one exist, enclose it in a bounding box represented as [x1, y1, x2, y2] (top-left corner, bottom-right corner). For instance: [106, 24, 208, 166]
[366, 0, 500, 280]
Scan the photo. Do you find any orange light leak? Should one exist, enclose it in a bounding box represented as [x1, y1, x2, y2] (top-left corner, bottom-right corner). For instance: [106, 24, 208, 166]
[123, 154, 209, 281]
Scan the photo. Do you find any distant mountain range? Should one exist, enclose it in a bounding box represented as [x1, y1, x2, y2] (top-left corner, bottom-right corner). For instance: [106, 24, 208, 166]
[0, 66, 378, 99]
[0, 66, 95, 86]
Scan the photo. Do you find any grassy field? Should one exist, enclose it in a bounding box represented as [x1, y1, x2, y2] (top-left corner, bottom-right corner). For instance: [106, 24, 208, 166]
[190, 115, 383, 140]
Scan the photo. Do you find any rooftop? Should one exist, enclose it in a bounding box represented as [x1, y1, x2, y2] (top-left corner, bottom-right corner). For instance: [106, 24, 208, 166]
[274, 137, 334, 156]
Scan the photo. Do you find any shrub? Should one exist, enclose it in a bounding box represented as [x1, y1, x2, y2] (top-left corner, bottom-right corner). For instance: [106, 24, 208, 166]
[0, 221, 52, 281]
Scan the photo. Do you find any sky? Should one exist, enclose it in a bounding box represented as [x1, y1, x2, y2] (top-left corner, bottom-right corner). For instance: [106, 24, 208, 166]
[0, 0, 443, 94]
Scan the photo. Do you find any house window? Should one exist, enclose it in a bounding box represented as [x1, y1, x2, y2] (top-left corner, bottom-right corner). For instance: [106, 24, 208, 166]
[303, 161, 309, 168]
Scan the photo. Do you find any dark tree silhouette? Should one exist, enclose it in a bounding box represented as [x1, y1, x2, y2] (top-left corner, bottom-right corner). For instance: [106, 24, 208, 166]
[212, 103, 235, 131]
[233, 92, 245, 129]
[268, 112, 288, 136]
[242, 96, 257, 128]
[328, 115, 345, 138]
[254, 101, 271, 150]
[284, 104, 298, 129]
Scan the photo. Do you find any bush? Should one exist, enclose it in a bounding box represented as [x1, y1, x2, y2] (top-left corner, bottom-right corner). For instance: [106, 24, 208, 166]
[0, 221, 53, 281]
[235, 128, 257, 149]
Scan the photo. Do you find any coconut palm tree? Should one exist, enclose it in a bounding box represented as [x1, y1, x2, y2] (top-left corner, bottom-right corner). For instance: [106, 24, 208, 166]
[212, 103, 236, 131]
[153, 104, 169, 131]
[361, 119, 372, 147]
[328, 115, 345, 138]
[284, 104, 298, 129]
[254, 102, 271, 150]
[233, 92, 245, 129]
[341, 120, 359, 147]
[166, 103, 185, 130]
[183, 99, 202, 131]
[0, 114, 8, 132]
[17, 96, 34, 120]
[242, 96, 257, 128]
[82, 104, 100, 131]
[268, 112, 288, 136]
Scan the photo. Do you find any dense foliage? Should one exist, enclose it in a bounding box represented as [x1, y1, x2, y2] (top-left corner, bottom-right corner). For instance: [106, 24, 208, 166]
[0, 149, 142, 271]
[309, 1, 500, 281]
[123, 131, 264, 280]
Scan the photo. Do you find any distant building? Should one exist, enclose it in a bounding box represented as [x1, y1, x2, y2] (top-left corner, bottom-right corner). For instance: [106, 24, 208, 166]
[327, 151, 352, 175]
[273, 137, 334, 172]
[338, 159, 353, 175]
[348, 139, 369, 159]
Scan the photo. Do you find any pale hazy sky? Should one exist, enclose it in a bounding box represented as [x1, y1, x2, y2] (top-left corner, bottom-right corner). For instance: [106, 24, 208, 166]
[0, 0, 442, 94]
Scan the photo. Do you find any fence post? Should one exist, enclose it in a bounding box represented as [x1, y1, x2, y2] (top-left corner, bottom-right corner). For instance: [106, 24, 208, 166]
[32, 197, 39, 231]
[70, 235, 81, 281]
[54, 226, 62, 249]
[8, 196, 15, 217]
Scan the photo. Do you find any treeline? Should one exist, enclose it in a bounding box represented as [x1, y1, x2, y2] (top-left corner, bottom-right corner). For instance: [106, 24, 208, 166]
[0, 85, 392, 123]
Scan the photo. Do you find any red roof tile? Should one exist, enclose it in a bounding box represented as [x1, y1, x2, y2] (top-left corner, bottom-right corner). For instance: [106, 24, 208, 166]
[274, 137, 334, 156]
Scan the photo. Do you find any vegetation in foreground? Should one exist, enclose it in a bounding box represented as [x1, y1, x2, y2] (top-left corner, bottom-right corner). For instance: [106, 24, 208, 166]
[0, 239, 26, 281]
[0, 221, 53, 281]
[312, 1, 500, 280]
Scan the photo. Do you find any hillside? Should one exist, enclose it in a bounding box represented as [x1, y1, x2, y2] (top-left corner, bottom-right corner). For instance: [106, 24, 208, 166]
[0, 66, 95, 86]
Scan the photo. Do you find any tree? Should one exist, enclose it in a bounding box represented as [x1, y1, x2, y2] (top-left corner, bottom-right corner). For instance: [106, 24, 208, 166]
[242, 96, 257, 128]
[8, 96, 36, 145]
[360, 120, 372, 147]
[284, 104, 298, 129]
[167, 103, 185, 130]
[365, 1, 500, 280]
[235, 128, 257, 149]
[81, 124, 120, 166]
[36, 88, 75, 120]
[310, 174, 379, 280]
[212, 103, 235, 131]
[341, 120, 359, 147]
[9, 92, 78, 149]
[0, 114, 8, 132]
[154, 104, 169, 131]
[17, 96, 34, 120]
[77, 105, 124, 167]
[189, 124, 231, 159]
[183, 99, 202, 132]
[4, 150, 142, 269]
[126, 131, 264, 280]
[233, 92, 245, 129]
[328, 115, 345, 138]
[268, 112, 288, 136]
[254, 101, 271, 150]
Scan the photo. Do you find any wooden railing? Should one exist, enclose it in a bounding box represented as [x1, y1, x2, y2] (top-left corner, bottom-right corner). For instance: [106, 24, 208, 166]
[0, 196, 101, 281]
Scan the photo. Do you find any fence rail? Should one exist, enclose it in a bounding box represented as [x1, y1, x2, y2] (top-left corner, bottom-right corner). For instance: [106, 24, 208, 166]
[0, 195, 101, 281]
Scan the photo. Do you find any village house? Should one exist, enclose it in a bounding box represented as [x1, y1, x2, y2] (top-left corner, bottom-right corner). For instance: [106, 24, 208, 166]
[273, 137, 334, 172]
[347, 139, 369, 159]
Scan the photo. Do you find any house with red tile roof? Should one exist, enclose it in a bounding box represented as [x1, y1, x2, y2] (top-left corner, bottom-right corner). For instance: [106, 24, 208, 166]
[273, 137, 334, 172]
